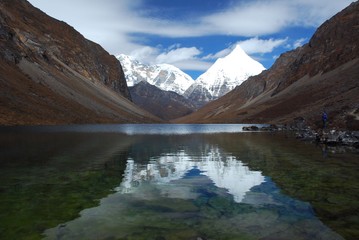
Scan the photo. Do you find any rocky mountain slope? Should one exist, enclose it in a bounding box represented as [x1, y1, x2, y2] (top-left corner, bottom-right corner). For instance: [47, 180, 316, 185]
[129, 81, 196, 120]
[184, 45, 265, 108]
[175, 1, 359, 130]
[0, 0, 161, 125]
[117, 54, 194, 96]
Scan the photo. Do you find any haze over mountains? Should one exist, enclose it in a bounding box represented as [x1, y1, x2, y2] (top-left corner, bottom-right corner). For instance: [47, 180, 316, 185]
[0, 0, 358, 130]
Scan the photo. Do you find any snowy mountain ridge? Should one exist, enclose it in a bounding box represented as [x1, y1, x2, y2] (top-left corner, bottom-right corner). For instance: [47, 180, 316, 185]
[117, 54, 194, 95]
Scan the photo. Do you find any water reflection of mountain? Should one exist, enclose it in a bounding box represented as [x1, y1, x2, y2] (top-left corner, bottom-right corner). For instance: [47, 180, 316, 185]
[43, 133, 344, 240]
[2, 127, 356, 239]
[120, 145, 264, 203]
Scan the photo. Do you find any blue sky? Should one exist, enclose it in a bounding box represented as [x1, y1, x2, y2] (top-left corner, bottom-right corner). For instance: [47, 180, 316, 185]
[28, 0, 353, 79]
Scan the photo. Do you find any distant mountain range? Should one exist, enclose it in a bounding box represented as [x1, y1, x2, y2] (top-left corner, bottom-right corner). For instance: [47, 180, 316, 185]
[118, 45, 265, 110]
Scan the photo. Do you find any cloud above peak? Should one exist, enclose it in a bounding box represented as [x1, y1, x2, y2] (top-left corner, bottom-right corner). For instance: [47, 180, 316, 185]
[29, 0, 352, 51]
[201, 2, 293, 36]
[156, 47, 202, 64]
[28, 0, 353, 73]
[237, 37, 289, 55]
[130, 45, 210, 71]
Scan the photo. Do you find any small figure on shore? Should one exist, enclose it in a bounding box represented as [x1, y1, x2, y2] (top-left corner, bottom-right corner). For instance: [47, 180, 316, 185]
[322, 111, 328, 129]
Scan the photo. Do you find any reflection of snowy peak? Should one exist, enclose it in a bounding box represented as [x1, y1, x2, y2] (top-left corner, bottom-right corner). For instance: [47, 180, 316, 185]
[119, 145, 265, 202]
[185, 45, 265, 107]
[117, 54, 194, 95]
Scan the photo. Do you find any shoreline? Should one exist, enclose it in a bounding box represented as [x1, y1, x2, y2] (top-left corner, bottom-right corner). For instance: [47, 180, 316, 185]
[243, 124, 359, 152]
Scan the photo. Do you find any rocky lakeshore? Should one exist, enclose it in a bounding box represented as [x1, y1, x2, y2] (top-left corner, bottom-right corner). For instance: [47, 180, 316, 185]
[243, 124, 359, 152]
[295, 128, 359, 148]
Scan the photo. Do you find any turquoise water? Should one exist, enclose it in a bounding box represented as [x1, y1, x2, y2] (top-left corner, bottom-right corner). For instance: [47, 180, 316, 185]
[0, 124, 358, 240]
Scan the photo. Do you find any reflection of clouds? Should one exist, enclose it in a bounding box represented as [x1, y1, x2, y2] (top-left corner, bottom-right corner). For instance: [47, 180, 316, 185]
[117, 145, 264, 202]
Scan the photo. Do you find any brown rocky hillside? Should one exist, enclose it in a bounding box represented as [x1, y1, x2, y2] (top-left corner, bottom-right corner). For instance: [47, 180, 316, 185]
[175, 1, 359, 130]
[0, 0, 161, 125]
[130, 81, 196, 121]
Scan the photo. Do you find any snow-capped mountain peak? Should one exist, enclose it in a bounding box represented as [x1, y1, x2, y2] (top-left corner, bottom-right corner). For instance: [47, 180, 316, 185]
[196, 45, 265, 98]
[117, 54, 194, 95]
[184, 45, 265, 107]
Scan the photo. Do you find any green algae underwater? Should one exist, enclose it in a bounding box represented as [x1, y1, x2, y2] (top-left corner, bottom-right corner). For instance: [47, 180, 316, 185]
[0, 125, 358, 240]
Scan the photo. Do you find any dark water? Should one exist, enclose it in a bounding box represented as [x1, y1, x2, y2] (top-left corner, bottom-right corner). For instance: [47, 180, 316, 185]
[0, 124, 358, 240]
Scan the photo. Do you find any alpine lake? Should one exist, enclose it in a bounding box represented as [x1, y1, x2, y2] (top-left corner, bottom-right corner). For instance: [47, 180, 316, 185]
[0, 124, 358, 240]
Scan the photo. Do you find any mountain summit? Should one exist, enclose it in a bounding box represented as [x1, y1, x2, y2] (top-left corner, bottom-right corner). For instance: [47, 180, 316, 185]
[184, 45, 265, 108]
[199, 45, 266, 97]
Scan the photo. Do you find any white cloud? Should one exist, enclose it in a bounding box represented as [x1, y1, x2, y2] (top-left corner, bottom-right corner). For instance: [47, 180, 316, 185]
[286, 0, 353, 26]
[203, 48, 232, 60]
[27, 0, 147, 54]
[237, 37, 288, 54]
[130, 46, 159, 63]
[28, 0, 353, 54]
[156, 47, 201, 64]
[293, 38, 308, 48]
[168, 44, 182, 50]
[128, 45, 210, 71]
[27, 0, 352, 74]
[201, 2, 294, 36]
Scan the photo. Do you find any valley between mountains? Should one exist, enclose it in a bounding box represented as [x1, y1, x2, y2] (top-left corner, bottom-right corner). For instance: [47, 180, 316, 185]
[0, 0, 358, 131]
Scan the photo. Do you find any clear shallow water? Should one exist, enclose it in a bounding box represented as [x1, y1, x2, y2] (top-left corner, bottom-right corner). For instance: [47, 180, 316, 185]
[0, 124, 358, 240]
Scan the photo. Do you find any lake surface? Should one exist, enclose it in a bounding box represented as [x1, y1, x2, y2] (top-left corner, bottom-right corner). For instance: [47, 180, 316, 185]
[0, 124, 358, 240]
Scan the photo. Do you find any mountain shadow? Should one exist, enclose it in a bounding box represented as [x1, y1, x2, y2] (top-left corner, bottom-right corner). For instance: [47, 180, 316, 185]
[129, 81, 196, 121]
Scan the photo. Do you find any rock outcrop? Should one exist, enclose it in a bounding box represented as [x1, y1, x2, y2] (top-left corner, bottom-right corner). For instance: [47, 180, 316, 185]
[176, 2, 359, 130]
[0, 0, 161, 125]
